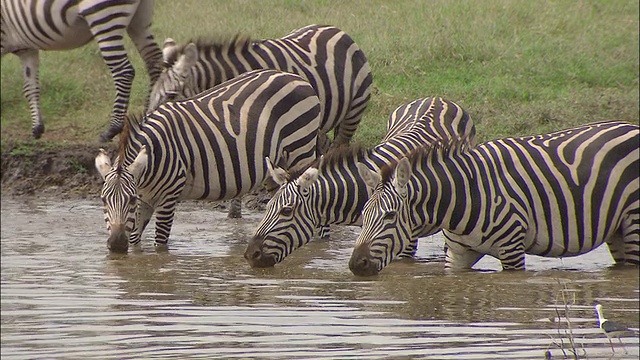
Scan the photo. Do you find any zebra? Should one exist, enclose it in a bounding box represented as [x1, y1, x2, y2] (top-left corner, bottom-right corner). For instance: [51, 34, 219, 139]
[94, 69, 321, 253]
[1, 0, 164, 141]
[350, 121, 640, 276]
[147, 24, 373, 151]
[245, 97, 476, 268]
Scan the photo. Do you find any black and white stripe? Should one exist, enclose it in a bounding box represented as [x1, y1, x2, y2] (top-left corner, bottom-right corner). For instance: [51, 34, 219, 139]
[148, 24, 373, 150]
[1, 0, 164, 141]
[245, 97, 476, 267]
[351, 121, 640, 275]
[95, 69, 322, 253]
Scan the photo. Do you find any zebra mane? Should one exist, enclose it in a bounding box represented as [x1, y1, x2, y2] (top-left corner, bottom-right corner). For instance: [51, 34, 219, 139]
[318, 143, 369, 171]
[115, 112, 144, 168]
[379, 136, 472, 183]
[286, 143, 369, 181]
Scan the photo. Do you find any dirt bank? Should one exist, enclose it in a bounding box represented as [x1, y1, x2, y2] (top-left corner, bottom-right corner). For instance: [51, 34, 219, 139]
[0, 142, 271, 211]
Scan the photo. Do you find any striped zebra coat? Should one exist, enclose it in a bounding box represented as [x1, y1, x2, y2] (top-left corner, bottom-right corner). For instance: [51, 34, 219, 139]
[245, 97, 476, 268]
[147, 24, 373, 150]
[1, 0, 164, 141]
[94, 69, 321, 253]
[351, 121, 640, 276]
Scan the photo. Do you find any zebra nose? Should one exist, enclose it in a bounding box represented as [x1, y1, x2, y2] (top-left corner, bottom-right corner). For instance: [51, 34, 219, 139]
[244, 237, 277, 268]
[349, 245, 379, 276]
[107, 224, 129, 253]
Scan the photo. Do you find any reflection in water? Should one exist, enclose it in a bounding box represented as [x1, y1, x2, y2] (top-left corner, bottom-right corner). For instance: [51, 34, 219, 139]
[1, 197, 638, 359]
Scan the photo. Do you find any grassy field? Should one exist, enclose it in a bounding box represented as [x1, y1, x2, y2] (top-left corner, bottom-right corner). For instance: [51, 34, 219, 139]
[1, 0, 638, 151]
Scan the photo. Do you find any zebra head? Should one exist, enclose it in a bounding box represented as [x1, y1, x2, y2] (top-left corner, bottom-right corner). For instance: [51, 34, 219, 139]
[349, 158, 414, 276]
[95, 147, 148, 253]
[147, 39, 199, 112]
[245, 157, 321, 268]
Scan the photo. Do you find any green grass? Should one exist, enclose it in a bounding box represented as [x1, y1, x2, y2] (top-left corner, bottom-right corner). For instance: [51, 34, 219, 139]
[2, 0, 638, 150]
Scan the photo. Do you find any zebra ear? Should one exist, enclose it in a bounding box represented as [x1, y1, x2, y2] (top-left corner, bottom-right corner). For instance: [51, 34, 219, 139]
[298, 167, 319, 190]
[95, 148, 112, 180]
[162, 38, 178, 65]
[174, 43, 198, 77]
[266, 157, 288, 185]
[393, 157, 411, 189]
[357, 163, 381, 189]
[128, 146, 149, 182]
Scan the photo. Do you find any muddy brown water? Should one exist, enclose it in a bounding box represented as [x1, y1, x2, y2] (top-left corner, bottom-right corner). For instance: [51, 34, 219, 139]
[1, 196, 638, 359]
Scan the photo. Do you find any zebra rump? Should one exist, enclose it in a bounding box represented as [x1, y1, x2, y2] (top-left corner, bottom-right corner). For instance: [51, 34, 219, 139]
[1, 0, 164, 141]
[351, 120, 640, 275]
[246, 97, 476, 268]
[94, 69, 322, 253]
[147, 24, 373, 150]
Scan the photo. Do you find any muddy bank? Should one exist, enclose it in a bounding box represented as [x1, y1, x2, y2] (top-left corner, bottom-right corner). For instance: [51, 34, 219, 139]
[0, 142, 271, 211]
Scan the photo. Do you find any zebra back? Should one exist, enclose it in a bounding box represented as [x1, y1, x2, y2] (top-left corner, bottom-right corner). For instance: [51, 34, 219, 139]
[148, 24, 373, 146]
[351, 120, 640, 275]
[245, 97, 476, 268]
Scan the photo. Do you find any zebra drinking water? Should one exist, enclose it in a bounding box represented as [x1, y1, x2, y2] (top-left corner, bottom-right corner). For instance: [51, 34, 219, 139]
[245, 97, 476, 268]
[1, 0, 164, 141]
[94, 69, 322, 253]
[351, 121, 640, 276]
[147, 24, 373, 150]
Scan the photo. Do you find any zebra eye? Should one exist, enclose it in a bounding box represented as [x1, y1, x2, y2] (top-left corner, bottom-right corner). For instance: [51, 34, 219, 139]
[383, 211, 396, 221]
[280, 206, 293, 217]
[129, 195, 138, 205]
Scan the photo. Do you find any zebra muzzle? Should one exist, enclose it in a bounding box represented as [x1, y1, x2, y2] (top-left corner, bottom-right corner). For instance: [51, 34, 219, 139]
[349, 245, 380, 276]
[107, 225, 129, 254]
[244, 237, 277, 268]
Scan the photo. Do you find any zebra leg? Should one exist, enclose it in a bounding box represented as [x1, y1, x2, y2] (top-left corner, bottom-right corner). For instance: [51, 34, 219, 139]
[16, 49, 44, 139]
[318, 225, 330, 239]
[332, 77, 372, 145]
[228, 198, 243, 219]
[444, 246, 484, 271]
[129, 200, 155, 251]
[79, 2, 139, 142]
[398, 237, 418, 258]
[153, 199, 179, 251]
[126, 1, 164, 108]
[603, 213, 639, 266]
[498, 242, 526, 270]
[605, 232, 627, 265]
[619, 212, 639, 265]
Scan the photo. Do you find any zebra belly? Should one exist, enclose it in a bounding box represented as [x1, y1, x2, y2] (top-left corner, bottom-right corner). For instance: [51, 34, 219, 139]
[527, 235, 605, 257]
[177, 170, 262, 201]
[4, 16, 92, 51]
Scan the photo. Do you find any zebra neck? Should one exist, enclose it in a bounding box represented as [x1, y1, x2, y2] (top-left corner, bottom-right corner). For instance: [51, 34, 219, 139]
[413, 152, 483, 236]
[315, 150, 373, 226]
[120, 126, 147, 170]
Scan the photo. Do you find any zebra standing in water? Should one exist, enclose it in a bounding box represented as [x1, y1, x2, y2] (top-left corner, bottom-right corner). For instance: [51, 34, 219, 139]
[351, 121, 639, 276]
[94, 69, 321, 253]
[1, 0, 164, 141]
[245, 97, 476, 268]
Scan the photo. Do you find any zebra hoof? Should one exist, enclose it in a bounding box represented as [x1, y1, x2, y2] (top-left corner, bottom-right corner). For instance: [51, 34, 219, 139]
[154, 243, 169, 252]
[99, 124, 123, 143]
[32, 124, 45, 139]
[99, 131, 115, 143]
